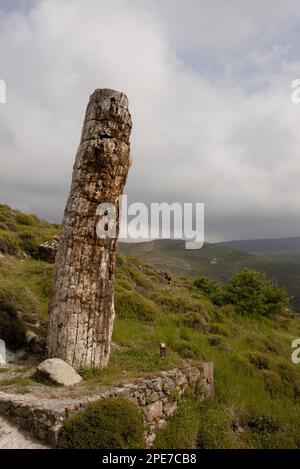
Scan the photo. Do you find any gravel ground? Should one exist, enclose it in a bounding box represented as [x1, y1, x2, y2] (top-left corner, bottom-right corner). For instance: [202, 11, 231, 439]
[0, 416, 48, 449]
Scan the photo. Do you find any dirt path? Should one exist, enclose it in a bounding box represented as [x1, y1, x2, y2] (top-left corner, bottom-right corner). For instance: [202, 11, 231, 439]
[0, 416, 48, 449]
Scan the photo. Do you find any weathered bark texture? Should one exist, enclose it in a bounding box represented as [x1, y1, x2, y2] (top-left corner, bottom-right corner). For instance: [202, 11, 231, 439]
[47, 89, 132, 369]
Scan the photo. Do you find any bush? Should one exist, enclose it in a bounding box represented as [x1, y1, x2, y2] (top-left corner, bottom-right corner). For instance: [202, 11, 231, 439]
[15, 212, 38, 226]
[0, 230, 18, 255]
[196, 400, 236, 448]
[240, 408, 279, 434]
[194, 277, 223, 305]
[262, 370, 286, 398]
[173, 339, 199, 359]
[18, 232, 37, 256]
[207, 334, 224, 347]
[275, 360, 300, 400]
[129, 268, 153, 289]
[154, 290, 207, 317]
[155, 394, 199, 449]
[115, 289, 159, 322]
[58, 398, 145, 449]
[194, 277, 219, 296]
[247, 352, 272, 370]
[222, 269, 288, 316]
[0, 277, 40, 318]
[209, 322, 230, 336]
[116, 252, 126, 267]
[181, 311, 207, 331]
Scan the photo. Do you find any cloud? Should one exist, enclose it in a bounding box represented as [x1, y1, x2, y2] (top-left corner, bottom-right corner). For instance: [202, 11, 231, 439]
[0, 0, 300, 241]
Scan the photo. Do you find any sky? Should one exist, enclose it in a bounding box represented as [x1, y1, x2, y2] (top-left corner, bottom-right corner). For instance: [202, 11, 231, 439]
[1, 0, 300, 242]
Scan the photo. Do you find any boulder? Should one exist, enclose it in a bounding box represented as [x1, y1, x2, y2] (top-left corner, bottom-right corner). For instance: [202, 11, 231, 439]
[37, 236, 59, 263]
[25, 330, 45, 354]
[143, 401, 163, 422]
[157, 270, 172, 284]
[163, 401, 177, 417]
[37, 358, 82, 386]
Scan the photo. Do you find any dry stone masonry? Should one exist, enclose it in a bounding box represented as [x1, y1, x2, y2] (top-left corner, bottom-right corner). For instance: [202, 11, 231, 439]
[0, 363, 214, 447]
[47, 89, 132, 369]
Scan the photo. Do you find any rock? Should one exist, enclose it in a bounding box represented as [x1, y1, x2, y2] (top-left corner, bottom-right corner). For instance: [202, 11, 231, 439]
[157, 270, 172, 284]
[26, 330, 38, 344]
[7, 349, 27, 363]
[110, 342, 129, 352]
[37, 358, 82, 386]
[157, 419, 167, 430]
[202, 362, 214, 397]
[25, 330, 45, 354]
[176, 373, 187, 386]
[143, 401, 163, 422]
[38, 237, 59, 263]
[146, 432, 156, 445]
[163, 402, 177, 417]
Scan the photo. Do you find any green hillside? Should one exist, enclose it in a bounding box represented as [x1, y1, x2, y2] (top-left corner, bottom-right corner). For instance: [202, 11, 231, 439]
[120, 240, 300, 311]
[218, 237, 300, 255]
[1, 206, 300, 448]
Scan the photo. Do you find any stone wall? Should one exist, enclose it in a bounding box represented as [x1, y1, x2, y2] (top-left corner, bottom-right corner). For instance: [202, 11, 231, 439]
[0, 362, 213, 447]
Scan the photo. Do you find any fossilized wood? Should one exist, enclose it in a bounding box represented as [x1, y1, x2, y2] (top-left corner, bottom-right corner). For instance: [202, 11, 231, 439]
[47, 89, 132, 369]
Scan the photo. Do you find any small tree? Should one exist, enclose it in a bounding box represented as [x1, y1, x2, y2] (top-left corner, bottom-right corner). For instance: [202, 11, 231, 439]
[223, 269, 288, 316]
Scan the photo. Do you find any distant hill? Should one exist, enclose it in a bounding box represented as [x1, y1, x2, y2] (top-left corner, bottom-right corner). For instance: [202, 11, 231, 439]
[120, 239, 300, 311]
[217, 237, 300, 256]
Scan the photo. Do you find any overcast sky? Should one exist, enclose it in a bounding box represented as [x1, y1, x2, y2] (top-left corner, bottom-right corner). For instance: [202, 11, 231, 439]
[1, 0, 300, 242]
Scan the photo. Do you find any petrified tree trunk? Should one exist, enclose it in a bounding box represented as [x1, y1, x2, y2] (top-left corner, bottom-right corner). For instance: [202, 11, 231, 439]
[47, 89, 132, 369]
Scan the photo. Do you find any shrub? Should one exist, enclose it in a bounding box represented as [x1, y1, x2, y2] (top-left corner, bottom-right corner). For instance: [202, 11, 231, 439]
[173, 339, 198, 359]
[155, 394, 199, 448]
[196, 400, 236, 448]
[181, 311, 207, 331]
[154, 290, 207, 317]
[247, 352, 272, 370]
[209, 322, 230, 336]
[194, 277, 223, 304]
[18, 232, 37, 256]
[129, 268, 153, 289]
[116, 252, 126, 266]
[240, 408, 279, 434]
[0, 277, 40, 318]
[57, 398, 145, 449]
[222, 269, 288, 316]
[275, 361, 300, 400]
[262, 370, 286, 398]
[15, 212, 38, 226]
[0, 230, 18, 255]
[194, 277, 219, 296]
[115, 289, 159, 322]
[207, 334, 224, 347]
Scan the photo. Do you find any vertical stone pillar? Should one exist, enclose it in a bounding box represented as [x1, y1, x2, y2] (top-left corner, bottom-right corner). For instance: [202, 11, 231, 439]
[47, 89, 132, 369]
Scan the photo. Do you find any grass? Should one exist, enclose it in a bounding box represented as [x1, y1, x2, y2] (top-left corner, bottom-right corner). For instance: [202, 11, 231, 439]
[120, 239, 300, 311]
[0, 204, 58, 258]
[0, 376, 31, 394]
[1, 206, 300, 447]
